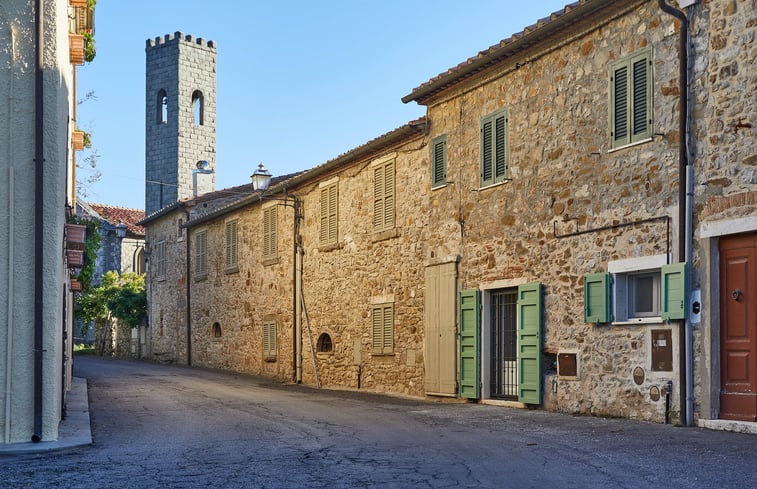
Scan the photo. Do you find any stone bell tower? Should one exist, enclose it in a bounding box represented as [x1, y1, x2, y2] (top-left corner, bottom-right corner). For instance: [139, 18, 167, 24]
[145, 32, 216, 215]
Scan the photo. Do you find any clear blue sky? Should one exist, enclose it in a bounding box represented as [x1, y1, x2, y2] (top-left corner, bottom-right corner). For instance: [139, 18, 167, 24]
[77, 0, 570, 210]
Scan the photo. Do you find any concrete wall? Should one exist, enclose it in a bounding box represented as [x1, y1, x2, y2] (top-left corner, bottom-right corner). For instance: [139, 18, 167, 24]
[0, 0, 75, 443]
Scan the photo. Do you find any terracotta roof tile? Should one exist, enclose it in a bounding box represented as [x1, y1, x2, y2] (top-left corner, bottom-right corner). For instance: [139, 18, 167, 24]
[88, 204, 146, 236]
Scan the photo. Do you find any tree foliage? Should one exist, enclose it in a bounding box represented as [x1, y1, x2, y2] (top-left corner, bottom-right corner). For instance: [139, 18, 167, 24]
[75, 271, 146, 354]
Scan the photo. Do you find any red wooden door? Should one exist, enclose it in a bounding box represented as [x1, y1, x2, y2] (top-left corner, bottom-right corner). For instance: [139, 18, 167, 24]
[720, 233, 757, 421]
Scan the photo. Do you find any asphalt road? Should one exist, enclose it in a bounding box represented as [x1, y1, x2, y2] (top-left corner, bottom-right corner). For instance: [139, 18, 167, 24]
[1, 357, 755, 488]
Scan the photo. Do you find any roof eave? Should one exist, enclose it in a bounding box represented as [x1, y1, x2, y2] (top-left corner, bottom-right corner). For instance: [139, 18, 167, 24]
[401, 0, 626, 105]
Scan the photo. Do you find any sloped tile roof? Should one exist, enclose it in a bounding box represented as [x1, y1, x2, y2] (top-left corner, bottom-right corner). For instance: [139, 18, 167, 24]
[88, 203, 146, 236]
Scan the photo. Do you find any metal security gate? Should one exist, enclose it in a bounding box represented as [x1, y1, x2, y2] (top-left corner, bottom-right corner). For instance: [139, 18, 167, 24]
[491, 289, 518, 400]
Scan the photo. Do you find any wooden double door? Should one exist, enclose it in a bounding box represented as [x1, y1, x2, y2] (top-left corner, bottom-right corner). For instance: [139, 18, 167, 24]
[720, 233, 757, 421]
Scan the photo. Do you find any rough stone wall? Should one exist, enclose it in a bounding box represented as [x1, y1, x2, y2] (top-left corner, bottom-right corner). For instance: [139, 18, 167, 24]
[423, 2, 684, 422]
[696, 0, 757, 213]
[146, 211, 189, 364]
[297, 143, 429, 396]
[689, 0, 757, 419]
[188, 205, 296, 382]
[145, 33, 216, 215]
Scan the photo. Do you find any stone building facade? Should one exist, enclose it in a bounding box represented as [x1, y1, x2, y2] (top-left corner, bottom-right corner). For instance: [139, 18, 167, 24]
[142, 0, 756, 426]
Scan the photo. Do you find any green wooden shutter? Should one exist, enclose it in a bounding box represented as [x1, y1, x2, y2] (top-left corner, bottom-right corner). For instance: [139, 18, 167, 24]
[373, 165, 385, 230]
[195, 231, 207, 277]
[661, 263, 687, 321]
[263, 206, 277, 259]
[518, 282, 542, 405]
[226, 220, 237, 269]
[631, 51, 652, 143]
[494, 112, 508, 182]
[384, 162, 394, 229]
[610, 61, 629, 148]
[372, 304, 394, 354]
[584, 272, 611, 323]
[459, 289, 480, 400]
[432, 135, 447, 188]
[319, 184, 337, 245]
[481, 117, 493, 186]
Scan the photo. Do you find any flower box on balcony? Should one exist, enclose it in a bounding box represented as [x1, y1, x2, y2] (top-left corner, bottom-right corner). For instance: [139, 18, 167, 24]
[65, 223, 87, 245]
[72, 130, 85, 151]
[70, 279, 82, 292]
[69, 0, 88, 7]
[69, 33, 85, 65]
[67, 249, 84, 268]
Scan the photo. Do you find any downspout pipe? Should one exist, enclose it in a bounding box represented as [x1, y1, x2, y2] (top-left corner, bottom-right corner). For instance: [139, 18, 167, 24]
[658, 0, 693, 427]
[182, 206, 192, 366]
[32, 0, 45, 443]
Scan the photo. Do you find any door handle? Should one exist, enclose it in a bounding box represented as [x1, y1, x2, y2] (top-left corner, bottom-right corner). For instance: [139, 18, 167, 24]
[732, 288, 741, 301]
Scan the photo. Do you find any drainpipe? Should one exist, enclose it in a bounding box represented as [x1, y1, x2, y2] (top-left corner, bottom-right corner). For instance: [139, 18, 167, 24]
[293, 199, 303, 383]
[32, 0, 45, 443]
[5, 25, 18, 444]
[658, 0, 693, 426]
[183, 206, 192, 366]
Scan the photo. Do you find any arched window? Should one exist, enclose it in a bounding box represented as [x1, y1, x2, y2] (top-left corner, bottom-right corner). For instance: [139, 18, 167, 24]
[316, 333, 333, 353]
[212, 322, 222, 338]
[134, 247, 145, 275]
[157, 89, 168, 124]
[192, 90, 204, 125]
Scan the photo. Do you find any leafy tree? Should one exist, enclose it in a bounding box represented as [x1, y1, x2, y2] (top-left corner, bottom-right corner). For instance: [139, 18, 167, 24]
[75, 271, 146, 355]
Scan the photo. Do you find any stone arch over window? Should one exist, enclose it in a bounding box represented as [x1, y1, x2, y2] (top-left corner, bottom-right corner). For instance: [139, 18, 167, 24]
[316, 333, 333, 353]
[212, 322, 222, 338]
[157, 89, 168, 124]
[192, 90, 204, 125]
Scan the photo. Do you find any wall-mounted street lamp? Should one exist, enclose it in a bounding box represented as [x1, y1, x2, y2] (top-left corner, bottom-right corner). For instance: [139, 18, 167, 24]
[250, 162, 306, 384]
[115, 220, 128, 239]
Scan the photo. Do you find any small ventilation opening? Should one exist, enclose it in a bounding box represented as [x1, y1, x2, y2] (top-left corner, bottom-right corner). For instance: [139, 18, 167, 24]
[212, 322, 221, 338]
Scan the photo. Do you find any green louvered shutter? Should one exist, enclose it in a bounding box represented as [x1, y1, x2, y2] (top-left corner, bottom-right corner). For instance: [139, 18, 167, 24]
[481, 118, 494, 186]
[584, 273, 611, 323]
[459, 289, 480, 400]
[432, 135, 447, 188]
[661, 263, 687, 321]
[610, 62, 629, 148]
[494, 112, 508, 182]
[631, 51, 652, 143]
[518, 282, 542, 405]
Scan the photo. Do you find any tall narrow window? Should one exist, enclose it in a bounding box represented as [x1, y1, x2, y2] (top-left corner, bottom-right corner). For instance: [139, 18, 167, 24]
[157, 89, 168, 124]
[154, 240, 166, 280]
[263, 206, 277, 260]
[319, 182, 338, 246]
[195, 230, 207, 279]
[610, 48, 652, 149]
[371, 303, 394, 355]
[373, 159, 395, 232]
[225, 219, 238, 272]
[431, 135, 447, 188]
[192, 90, 204, 126]
[263, 320, 277, 360]
[480, 109, 508, 187]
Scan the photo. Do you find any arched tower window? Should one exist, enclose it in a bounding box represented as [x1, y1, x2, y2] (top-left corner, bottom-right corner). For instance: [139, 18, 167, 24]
[192, 90, 204, 125]
[157, 89, 168, 124]
[212, 322, 222, 338]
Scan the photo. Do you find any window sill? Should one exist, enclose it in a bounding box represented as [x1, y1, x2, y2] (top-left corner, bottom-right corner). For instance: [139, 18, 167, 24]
[263, 356, 277, 363]
[156, 276, 166, 282]
[318, 242, 343, 253]
[607, 137, 653, 153]
[371, 228, 400, 243]
[432, 183, 448, 191]
[371, 352, 395, 357]
[194, 274, 207, 283]
[225, 266, 239, 275]
[612, 317, 663, 326]
[478, 179, 511, 192]
[262, 256, 279, 266]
